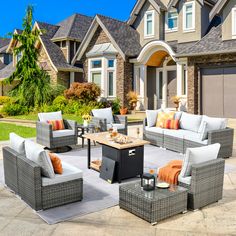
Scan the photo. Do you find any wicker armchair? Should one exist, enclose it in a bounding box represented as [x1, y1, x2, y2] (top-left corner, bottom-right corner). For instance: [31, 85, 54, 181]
[178, 159, 225, 210]
[36, 112, 77, 150]
[3, 146, 83, 211]
[91, 108, 128, 135]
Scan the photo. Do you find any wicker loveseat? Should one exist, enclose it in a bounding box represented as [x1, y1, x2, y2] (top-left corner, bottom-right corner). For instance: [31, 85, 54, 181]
[143, 111, 234, 158]
[3, 134, 83, 211]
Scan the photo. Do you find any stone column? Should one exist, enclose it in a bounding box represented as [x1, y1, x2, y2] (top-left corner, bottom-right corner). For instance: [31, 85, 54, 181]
[177, 63, 184, 96]
[162, 69, 167, 109]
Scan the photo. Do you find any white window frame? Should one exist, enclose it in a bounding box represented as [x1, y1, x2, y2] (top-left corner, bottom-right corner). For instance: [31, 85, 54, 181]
[88, 57, 116, 98]
[165, 9, 178, 32]
[232, 7, 236, 38]
[144, 10, 155, 38]
[183, 1, 195, 32]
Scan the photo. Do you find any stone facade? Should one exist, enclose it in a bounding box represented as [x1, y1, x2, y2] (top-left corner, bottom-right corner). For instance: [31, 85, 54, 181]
[80, 26, 133, 107]
[57, 71, 70, 88]
[187, 53, 236, 114]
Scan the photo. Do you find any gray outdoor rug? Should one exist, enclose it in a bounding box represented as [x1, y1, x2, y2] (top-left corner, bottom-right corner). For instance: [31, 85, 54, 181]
[0, 145, 236, 224]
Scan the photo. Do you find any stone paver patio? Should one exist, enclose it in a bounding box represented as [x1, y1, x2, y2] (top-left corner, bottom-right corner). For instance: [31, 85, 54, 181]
[0, 123, 236, 235]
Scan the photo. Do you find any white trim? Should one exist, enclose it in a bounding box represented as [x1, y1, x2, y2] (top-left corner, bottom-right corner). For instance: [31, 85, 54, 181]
[133, 40, 176, 65]
[183, 1, 195, 32]
[165, 9, 178, 32]
[144, 10, 155, 38]
[232, 7, 236, 39]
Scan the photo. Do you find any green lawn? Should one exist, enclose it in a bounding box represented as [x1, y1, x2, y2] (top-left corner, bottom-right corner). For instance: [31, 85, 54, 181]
[0, 123, 36, 141]
[7, 114, 83, 124]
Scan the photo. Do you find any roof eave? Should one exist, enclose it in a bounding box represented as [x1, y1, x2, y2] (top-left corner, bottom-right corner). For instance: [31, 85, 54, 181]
[57, 67, 83, 72]
[51, 37, 81, 43]
[209, 0, 228, 21]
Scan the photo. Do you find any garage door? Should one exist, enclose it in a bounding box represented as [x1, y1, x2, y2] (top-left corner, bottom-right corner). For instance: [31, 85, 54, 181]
[201, 67, 236, 118]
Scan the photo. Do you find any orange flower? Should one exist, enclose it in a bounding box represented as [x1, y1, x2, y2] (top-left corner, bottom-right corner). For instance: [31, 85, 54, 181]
[149, 169, 155, 175]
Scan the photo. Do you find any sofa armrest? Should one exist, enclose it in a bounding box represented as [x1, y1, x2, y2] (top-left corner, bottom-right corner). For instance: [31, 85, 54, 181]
[114, 115, 127, 126]
[17, 154, 42, 211]
[64, 119, 77, 134]
[208, 128, 234, 146]
[36, 121, 52, 146]
[90, 116, 107, 132]
[190, 158, 225, 194]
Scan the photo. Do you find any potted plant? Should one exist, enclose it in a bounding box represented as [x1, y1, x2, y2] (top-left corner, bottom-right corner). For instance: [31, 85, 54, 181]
[120, 106, 128, 115]
[171, 96, 181, 111]
[127, 91, 138, 111]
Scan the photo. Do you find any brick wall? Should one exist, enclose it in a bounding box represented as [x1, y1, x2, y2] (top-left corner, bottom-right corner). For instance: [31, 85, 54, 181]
[187, 53, 236, 114]
[80, 26, 133, 107]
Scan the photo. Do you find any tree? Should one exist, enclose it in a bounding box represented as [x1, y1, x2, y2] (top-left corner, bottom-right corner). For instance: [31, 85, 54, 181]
[5, 5, 54, 107]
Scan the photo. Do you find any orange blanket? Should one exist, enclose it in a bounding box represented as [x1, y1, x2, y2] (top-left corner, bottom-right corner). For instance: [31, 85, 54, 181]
[158, 160, 183, 185]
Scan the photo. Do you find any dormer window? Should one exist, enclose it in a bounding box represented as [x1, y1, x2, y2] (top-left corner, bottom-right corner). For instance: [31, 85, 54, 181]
[144, 10, 155, 38]
[183, 1, 195, 32]
[232, 7, 236, 38]
[166, 9, 178, 31]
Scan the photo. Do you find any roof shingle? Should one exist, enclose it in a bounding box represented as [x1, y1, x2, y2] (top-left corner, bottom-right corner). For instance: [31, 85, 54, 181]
[0, 62, 15, 79]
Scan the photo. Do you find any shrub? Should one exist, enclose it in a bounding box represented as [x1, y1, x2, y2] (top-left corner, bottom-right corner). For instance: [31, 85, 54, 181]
[2, 103, 28, 116]
[52, 95, 68, 111]
[0, 96, 12, 105]
[64, 82, 101, 102]
[63, 100, 82, 114]
[111, 98, 121, 114]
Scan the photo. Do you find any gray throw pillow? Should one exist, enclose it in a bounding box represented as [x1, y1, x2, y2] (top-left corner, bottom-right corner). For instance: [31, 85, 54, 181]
[25, 140, 55, 178]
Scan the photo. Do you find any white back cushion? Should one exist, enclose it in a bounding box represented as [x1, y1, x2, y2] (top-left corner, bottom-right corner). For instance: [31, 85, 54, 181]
[92, 107, 114, 124]
[25, 140, 55, 178]
[180, 143, 221, 177]
[198, 116, 227, 140]
[9, 133, 25, 155]
[180, 112, 202, 132]
[38, 111, 62, 122]
[146, 109, 162, 127]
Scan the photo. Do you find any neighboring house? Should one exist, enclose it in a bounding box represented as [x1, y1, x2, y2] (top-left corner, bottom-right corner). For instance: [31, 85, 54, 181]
[0, 37, 13, 95]
[1, 14, 92, 96]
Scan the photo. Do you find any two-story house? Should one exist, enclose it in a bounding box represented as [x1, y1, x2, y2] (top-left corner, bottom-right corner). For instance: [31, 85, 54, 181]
[0, 14, 92, 95]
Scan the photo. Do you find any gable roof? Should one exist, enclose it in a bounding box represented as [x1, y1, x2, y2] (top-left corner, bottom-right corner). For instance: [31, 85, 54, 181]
[73, 14, 141, 63]
[167, 0, 217, 10]
[0, 38, 11, 53]
[36, 21, 60, 38]
[0, 61, 6, 70]
[128, 0, 167, 25]
[176, 24, 236, 57]
[52, 14, 93, 42]
[209, 0, 228, 21]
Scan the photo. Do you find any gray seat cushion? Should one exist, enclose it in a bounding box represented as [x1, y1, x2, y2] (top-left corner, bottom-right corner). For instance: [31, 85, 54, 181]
[53, 129, 75, 138]
[42, 162, 83, 186]
[145, 126, 163, 134]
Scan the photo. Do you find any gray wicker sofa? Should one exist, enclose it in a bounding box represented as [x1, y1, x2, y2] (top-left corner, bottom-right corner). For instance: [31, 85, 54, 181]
[143, 111, 234, 158]
[3, 135, 83, 211]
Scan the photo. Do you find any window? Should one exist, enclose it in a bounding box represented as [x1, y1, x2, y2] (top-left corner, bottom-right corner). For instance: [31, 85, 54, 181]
[108, 71, 115, 96]
[91, 72, 102, 87]
[108, 59, 114, 68]
[144, 10, 154, 37]
[91, 60, 102, 68]
[232, 8, 236, 38]
[183, 2, 195, 31]
[16, 52, 22, 62]
[166, 10, 178, 31]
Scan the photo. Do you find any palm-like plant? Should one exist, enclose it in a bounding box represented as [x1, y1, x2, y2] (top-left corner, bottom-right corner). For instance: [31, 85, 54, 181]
[5, 5, 53, 107]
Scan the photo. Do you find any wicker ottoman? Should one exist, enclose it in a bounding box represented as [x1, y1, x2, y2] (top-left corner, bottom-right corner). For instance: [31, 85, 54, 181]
[119, 181, 188, 224]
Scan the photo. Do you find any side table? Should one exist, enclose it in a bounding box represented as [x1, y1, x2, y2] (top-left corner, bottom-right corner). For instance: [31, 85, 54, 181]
[77, 124, 96, 148]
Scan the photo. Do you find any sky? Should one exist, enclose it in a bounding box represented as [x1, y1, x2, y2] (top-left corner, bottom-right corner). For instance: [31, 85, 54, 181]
[0, 0, 137, 37]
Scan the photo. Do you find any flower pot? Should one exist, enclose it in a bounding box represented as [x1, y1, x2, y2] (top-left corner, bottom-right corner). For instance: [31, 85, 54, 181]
[120, 108, 128, 115]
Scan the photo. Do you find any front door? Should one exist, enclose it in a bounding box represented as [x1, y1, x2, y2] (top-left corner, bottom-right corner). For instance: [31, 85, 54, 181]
[147, 66, 157, 109]
[167, 70, 177, 108]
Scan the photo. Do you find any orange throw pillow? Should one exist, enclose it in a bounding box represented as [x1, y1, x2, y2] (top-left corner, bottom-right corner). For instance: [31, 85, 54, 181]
[163, 119, 180, 130]
[156, 112, 175, 128]
[47, 120, 65, 131]
[49, 153, 63, 174]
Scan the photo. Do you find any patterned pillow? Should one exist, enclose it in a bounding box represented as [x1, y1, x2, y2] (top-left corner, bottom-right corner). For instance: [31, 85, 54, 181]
[156, 112, 175, 128]
[163, 119, 180, 130]
[49, 153, 63, 174]
[47, 120, 65, 131]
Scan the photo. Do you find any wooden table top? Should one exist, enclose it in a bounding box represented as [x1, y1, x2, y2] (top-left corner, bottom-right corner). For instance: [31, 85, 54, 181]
[83, 132, 150, 150]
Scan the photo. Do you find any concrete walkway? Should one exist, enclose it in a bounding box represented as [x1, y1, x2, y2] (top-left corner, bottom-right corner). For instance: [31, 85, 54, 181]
[0, 125, 236, 235]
